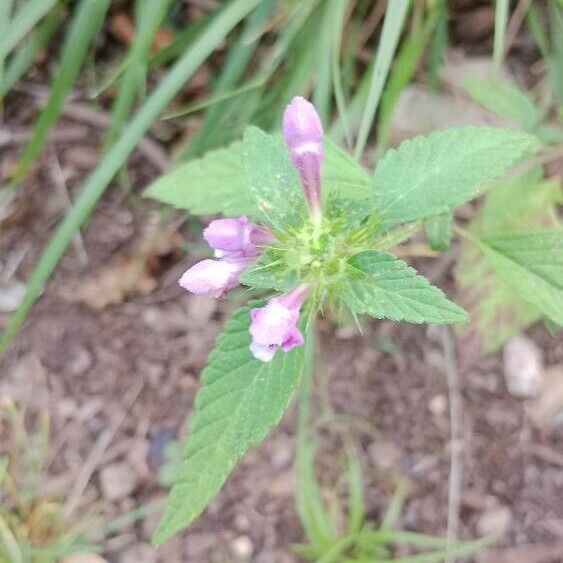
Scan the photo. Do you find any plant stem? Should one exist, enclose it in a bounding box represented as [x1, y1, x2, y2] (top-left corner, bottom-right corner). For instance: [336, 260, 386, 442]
[296, 321, 316, 461]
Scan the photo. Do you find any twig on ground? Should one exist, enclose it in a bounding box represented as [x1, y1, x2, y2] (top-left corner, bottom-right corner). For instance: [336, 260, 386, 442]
[48, 150, 89, 266]
[441, 326, 464, 563]
[61, 102, 170, 172]
[505, 0, 532, 56]
[63, 377, 145, 518]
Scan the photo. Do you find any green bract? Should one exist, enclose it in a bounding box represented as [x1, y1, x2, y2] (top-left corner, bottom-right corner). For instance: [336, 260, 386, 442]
[145, 124, 540, 544]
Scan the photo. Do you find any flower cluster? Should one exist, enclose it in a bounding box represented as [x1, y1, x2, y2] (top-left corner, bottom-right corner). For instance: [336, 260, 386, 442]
[179, 96, 324, 361]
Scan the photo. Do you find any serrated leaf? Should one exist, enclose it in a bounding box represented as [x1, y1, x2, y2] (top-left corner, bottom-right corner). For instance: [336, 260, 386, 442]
[480, 170, 562, 236]
[153, 302, 305, 545]
[323, 138, 371, 199]
[455, 172, 560, 362]
[239, 249, 299, 291]
[456, 238, 541, 357]
[373, 127, 537, 229]
[480, 229, 563, 325]
[425, 212, 452, 252]
[463, 78, 540, 130]
[242, 125, 305, 230]
[342, 251, 468, 324]
[145, 135, 370, 218]
[144, 140, 256, 217]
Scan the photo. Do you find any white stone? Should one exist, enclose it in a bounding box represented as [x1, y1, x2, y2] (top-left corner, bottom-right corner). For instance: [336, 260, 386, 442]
[503, 335, 543, 398]
[230, 536, 253, 559]
[100, 462, 137, 501]
[477, 505, 512, 537]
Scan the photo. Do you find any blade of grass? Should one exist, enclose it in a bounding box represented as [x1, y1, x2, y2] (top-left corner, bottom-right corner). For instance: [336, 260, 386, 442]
[0, 5, 63, 98]
[162, 75, 267, 119]
[344, 441, 365, 536]
[312, 0, 334, 124]
[428, 1, 448, 91]
[354, 0, 410, 159]
[180, 0, 275, 159]
[0, 0, 263, 356]
[376, 1, 443, 152]
[0, 0, 59, 60]
[331, 0, 352, 148]
[493, 0, 510, 74]
[380, 480, 407, 531]
[176, 0, 317, 159]
[0, 0, 14, 97]
[5, 0, 110, 189]
[548, 0, 563, 105]
[0, 513, 23, 563]
[250, 0, 321, 129]
[526, 2, 549, 57]
[295, 324, 336, 554]
[104, 0, 174, 148]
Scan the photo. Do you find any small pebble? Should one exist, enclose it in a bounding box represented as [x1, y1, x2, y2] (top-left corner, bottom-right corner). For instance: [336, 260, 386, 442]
[100, 462, 137, 501]
[503, 334, 543, 398]
[230, 536, 253, 559]
[477, 505, 512, 537]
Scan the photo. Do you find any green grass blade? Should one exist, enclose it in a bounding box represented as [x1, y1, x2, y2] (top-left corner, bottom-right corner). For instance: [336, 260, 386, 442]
[548, 0, 563, 104]
[0, 0, 59, 60]
[0, 0, 14, 95]
[331, 0, 352, 147]
[313, 0, 334, 124]
[428, 1, 448, 91]
[6, 0, 110, 188]
[344, 441, 365, 536]
[493, 0, 510, 74]
[0, 5, 63, 98]
[0, 0, 263, 356]
[104, 0, 174, 148]
[526, 3, 549, 57]
[180, 0, 275, 159]
[377, 3, 442, 152]
[354, 0, 410, 159]
[380, 480, 407, 531]
[161, 75, 267, 120]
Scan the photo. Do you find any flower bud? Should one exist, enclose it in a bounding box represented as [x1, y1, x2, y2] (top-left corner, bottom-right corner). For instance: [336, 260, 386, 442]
[249, 285, 308, 362]
[282, 96, 324, 218]
[204, 216, 274, 258]
[179, 258, 247, 298]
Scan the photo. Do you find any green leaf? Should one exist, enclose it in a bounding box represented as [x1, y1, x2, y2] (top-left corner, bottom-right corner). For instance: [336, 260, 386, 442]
[145, 140, 256, 217]
[425, 212, 452, 252]
[342, 251, 468, 324]
[153, 301, 305, 545]
[240, 249, 299, 291]
[479, 230, 563, 325]
[373, 127, 537, 229]
[145, 135, 370, 219]
[456, 238, 541, 355]
[463, 78, 540, 130]
[455, 171, 560, 358]
[323, 137, 371, 199]
[480, 169, 561, 236]
[242, 125, 305, 230]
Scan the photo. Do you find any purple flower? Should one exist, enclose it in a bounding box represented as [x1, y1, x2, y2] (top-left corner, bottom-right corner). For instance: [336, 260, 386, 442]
[179, 258, 247, 298]
[249, 285, 309, 362]
[282, 96, 324, 219]
[203, 216, 272, 258]
[179, 217, 274, 298]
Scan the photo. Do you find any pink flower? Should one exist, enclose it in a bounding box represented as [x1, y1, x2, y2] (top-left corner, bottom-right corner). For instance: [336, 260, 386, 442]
[282, 96, 324, 218]
[179, 258, 247, 298]
[249, 285, 308, 362]
[179, 217, 274, 298]
[203, 216, 272, 258]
